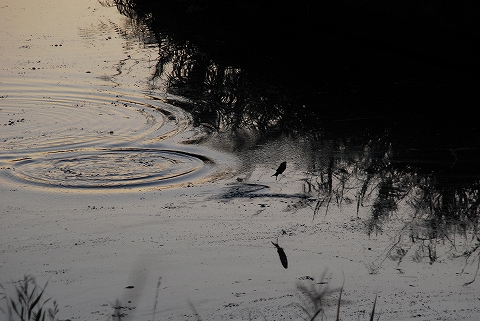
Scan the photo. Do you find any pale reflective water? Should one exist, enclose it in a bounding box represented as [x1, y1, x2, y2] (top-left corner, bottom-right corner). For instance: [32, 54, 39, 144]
[0, 0, 232, 190]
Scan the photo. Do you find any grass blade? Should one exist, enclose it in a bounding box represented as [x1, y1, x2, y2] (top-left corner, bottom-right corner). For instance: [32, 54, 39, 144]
[28, 283, 47, 319]
[10, 299, 21, 319]
[336, 279, 345, 321]
[33, 306, 44, 321]
[1, 275, 57, 321]
[152, 277, 162, 321]
[369, 292, 378, 321]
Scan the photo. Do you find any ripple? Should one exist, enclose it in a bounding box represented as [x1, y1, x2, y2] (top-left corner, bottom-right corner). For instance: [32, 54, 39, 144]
[6, 148, 213, 189]
[0, 1, 233, 192]
[1, 82, 187, 152]
[0, 81, 231, 190]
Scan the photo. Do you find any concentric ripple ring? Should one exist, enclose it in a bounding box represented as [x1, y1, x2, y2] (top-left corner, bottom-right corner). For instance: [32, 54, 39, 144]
[6, 148, 214, 189]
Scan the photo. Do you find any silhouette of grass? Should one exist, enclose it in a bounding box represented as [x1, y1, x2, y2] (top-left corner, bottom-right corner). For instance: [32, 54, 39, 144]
[152, 277, 162, 321]
[109, 299, 125, 321]
[335, 279, 344, 321]
[102, 271, 380, 321]
[370, 292, 378, 321]
[0, 275, 58, 321]
[295, 272, 379, 321]
[295, 273, 336, 321]
[2, 273, 380, 321]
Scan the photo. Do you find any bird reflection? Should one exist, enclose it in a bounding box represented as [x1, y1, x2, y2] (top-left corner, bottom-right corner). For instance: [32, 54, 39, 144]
[272, 161, 286, 180]
[272, 239, 288, 269]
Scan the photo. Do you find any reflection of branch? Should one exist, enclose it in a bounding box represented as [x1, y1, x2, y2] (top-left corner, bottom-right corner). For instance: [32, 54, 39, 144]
[99, 0, 116, 7]
[460, 238, 480, 285]
[376, 234, 404, 268]
[357, 171, 375, 217]
[463, 255, 480, 286]
[312, 195, 332, 221]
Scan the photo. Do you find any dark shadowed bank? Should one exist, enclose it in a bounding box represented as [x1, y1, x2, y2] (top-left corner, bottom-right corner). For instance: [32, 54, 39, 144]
[109, 0, 480, 265]
[110, 0, 480, 137]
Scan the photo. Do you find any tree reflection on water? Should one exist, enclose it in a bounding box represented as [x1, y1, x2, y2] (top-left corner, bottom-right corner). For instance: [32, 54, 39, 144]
[110, 0, 480, 268]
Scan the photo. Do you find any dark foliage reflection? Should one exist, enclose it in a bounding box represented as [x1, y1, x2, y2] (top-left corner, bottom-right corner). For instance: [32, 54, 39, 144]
[110, 0, 480, 266]
[302, 139, 480, 269]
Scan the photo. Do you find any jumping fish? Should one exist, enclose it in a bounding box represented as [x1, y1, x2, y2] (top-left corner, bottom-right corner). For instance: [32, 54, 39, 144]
[272, 161, 286, 180]
[272, 239, 288, 269]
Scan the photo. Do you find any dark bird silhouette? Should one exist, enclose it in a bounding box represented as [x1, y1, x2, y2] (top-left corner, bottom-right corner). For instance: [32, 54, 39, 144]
[272, 161, 286, 180]
[272, 239, 288, 269]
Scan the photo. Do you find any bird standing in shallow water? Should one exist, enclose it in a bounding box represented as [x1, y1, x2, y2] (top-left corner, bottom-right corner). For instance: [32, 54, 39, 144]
[272, 161, 286, 180]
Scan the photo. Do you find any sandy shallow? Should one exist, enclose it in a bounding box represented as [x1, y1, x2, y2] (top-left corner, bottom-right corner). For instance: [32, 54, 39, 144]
[1, 1, 480, 321]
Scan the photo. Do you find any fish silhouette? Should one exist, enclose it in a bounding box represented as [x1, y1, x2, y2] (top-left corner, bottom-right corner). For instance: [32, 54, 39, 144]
[272, 161, 286, 180]
[272, 240, 288, 269]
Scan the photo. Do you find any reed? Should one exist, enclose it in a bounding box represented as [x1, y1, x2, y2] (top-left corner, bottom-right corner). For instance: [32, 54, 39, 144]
[370, 292, 378, 321]
[2, 273, 380, 321]
[109, 299, 125, 321]
[152, 277, 162, 321]
[295, 271, 338, 321]
[0, 275, 58, 321]
[295, 272, 379, 321]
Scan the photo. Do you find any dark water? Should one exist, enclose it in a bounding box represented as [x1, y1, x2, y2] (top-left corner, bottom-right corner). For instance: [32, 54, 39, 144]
[111, 0, 480, 263]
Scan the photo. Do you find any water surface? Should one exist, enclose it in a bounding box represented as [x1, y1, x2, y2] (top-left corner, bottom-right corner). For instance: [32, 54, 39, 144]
[2, 1, 480, 320]
[110, 0, 480, 271]
[0, 0, 232, 191]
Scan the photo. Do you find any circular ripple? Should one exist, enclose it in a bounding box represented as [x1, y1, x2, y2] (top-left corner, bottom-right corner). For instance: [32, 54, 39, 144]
[1, 83, 188, 152]
[8, 148, 213, 189]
